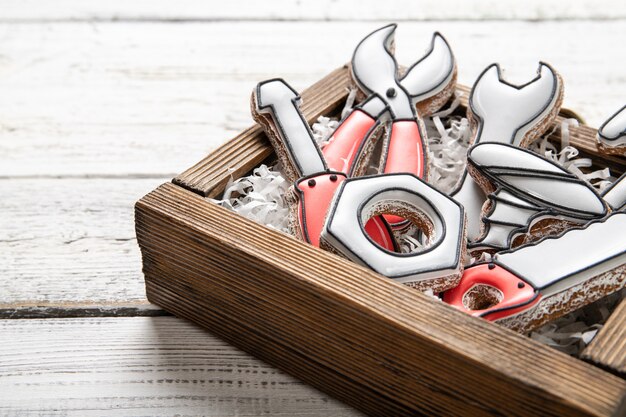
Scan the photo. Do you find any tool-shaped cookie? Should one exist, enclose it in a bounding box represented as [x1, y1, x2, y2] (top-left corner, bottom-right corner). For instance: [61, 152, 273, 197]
[323, 24, 456, 229]
[602, 172, 626, 211]
[597, 105, 626, 156]
[320, 173, 467, 292]
[451, 63, 564, 240]
[443, 212, 626, 333]
[466, 143, 607, 253]
[324, 24, 456, 177]
[252, 79, 396, 250]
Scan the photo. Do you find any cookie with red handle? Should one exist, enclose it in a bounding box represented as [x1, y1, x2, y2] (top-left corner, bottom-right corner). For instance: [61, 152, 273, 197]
[323, 24, 457, 231]
[252, 79, 396, 251]
[443, 211, 626, 333]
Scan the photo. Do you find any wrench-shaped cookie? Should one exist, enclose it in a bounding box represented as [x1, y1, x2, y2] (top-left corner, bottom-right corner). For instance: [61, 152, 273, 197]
[451, 63, 564, 240]
[252, 79, 396, 250]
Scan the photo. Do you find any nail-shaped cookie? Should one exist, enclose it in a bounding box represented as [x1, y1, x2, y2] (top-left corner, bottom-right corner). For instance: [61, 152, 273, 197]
[320, 173, 466, 292]
[451, 63, 564, 240]
[252, 79, 396, 250]
[466, 143, 607, 253]
[597, 105, 626, 156]
[443, 212, 626, 333]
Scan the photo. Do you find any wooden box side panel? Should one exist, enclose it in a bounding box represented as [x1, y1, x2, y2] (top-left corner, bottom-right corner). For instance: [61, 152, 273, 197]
[136, 183, 626, 417]
[582, 299, 626, 376]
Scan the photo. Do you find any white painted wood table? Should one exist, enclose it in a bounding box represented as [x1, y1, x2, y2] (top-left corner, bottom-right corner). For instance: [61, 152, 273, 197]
[1, 1, 625, 415]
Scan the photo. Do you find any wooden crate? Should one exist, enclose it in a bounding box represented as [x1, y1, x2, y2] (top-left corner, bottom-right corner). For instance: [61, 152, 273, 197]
[135, 65, 626, 416]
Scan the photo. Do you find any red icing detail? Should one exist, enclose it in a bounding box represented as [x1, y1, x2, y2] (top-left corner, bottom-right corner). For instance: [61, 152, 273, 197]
[297, 173, 394, 251]
[442, 264, 540, 321]
[383, 120, 425, 226]
[323, 110, 377, 173]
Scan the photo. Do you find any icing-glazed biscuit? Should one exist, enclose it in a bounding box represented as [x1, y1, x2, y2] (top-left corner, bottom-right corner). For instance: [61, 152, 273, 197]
[252, 79, 396, 250]
[597, 105, 626, 156]
[466, 143, 607, 254]
[602, 172, 626, 211]
[320, 173, 467, 292]
[443, 212, 626, 333]
[323, 24, 456, 231]
[451, 63, 564, 240]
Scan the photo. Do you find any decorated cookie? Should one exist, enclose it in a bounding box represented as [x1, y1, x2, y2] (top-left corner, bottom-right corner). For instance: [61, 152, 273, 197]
[252, 78, 396, 250]
[451, 62, 564, 240]
[466, 143, 607, 253]
[443, 212, 626, 333]
[602, 172, 626, 211]
[320, 173, 467, 292]
[322, 24, 456, 230]
[597, 105, 626, 156]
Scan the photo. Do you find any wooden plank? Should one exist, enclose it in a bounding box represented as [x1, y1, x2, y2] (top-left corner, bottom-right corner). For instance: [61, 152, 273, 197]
[0, 316, 361, 416]
[0, 21, 624, 178]
[581, 299, 626, 376]
[0, 178, 165, 306]
[136, 182, 626, 417]
[2, 0, 625, 21]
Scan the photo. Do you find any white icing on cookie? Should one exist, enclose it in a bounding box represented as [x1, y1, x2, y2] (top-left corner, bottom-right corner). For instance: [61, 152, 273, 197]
[598, 105, 626, 147]
[321, 173, 465, 283]
[451, 63, 562, 240]
[495, 212, 626, 297]
[468, 143, 607, 251]
[602, 172, 626, 211]
[256, 79, 326, 177]
[352, 24, 414, 119]
[400, 32, 455, 104]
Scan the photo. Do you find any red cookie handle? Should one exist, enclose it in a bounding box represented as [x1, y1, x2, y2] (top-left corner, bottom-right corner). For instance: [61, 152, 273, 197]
[322, 110, 377, 174]
[296, 172, 395, 251]
[382, 120, 426, 227]
[442, 263, 540, 321]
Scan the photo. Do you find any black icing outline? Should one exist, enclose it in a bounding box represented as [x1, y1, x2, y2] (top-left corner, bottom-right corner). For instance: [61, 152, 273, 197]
[255, 78, 328, 177]
[449, 61, 560, 201]
[601, 171, 626, 211]
[357, 188, 447, 257]
[597, 104, 626, 142]
[494, 211, 626, 292]
[399, 31, 456, 101]
[466, 143, 608, 250]
[293, 171, 398, 252]
[324, 173, 465, 279]
[350, 23, 416, 120]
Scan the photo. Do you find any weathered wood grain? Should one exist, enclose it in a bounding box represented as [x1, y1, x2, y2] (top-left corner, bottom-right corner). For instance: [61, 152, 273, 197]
[0, 316, 361, 416]
[582, 299, 626, 376]
[136, 182, 626, 417]
[0, 179, 164, 306]
[0, 21, 624, 178]
[2, 0, 625, 21]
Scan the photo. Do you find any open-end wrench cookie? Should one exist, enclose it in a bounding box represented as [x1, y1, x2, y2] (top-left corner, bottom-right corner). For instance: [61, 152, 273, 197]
[451, 63, 564, 241]
[252, 79, 396, 251]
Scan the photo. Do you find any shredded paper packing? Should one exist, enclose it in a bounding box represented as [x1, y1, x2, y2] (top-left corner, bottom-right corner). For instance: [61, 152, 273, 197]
[211, 90, 624, 356]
